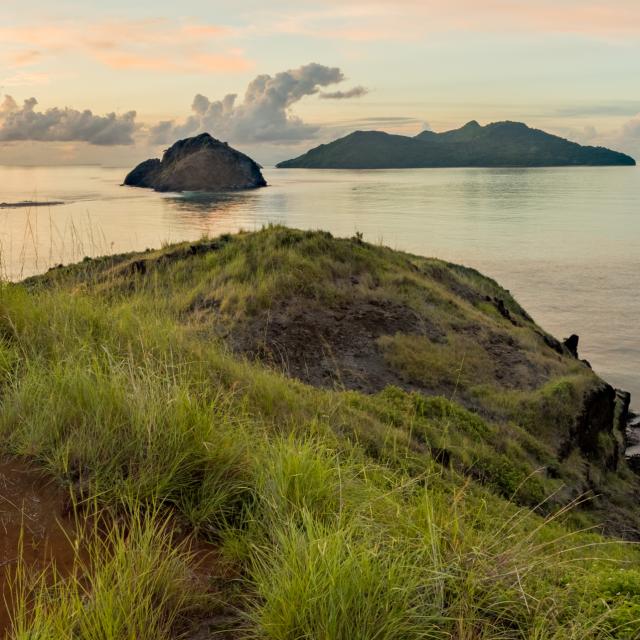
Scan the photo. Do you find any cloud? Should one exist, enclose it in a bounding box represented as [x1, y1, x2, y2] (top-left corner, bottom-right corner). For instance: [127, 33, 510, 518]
[8, 49, 42, 67]
[0, 95, 18, 117]
[558, 114, 640, 160]
[150, 63, 347, 145]
[323, 115, 426, 129]
[622, 116, 640, 139]
[0, 96, 137, 145]
[555, 102, 640, 117]
[261, 0, 640, 42]
[617, 115, 640, 158]
[0, 18, 251, 75]
[319, 86, 368, 100]
[318, 115, 429, 140]
[93, 51, 252, 74]
[1, 71, 50, 87]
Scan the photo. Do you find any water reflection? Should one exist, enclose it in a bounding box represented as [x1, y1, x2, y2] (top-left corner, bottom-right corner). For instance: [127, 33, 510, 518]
[164, 190, 254, 214]
[0, 164, 638, 406]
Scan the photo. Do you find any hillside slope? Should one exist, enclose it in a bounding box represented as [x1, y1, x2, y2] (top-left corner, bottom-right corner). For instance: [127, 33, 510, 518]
[1, 226, 638, 638]
[277, 120, 636, 168]
[29, 226, 638, 531]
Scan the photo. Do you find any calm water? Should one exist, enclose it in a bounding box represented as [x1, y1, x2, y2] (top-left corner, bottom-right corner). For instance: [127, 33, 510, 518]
[1, 164, 638, 407]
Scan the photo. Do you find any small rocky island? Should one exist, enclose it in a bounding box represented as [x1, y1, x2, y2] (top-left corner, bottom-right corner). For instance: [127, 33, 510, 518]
[0, 200, 64, 209]
[277, 120, 636, 169]
[124, 133, 267, 192]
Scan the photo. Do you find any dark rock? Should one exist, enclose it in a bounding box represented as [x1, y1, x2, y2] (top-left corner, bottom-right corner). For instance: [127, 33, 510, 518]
[628, 455, 640, 474]
[130, 259, 147, 275]
[572, 382, 619, 470]
[625, 411, 640, 474]
[615, 389, 632, 435]
[613, 389, 631, 463]
[485, 296, 519, 325]
[563, 334, 580, 358]
[123, 133, 266, 193]
[122, 158, 161, 189]
[540, 332, 564, 355]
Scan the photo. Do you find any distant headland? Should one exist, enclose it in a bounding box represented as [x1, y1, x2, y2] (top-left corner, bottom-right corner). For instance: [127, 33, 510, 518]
[277, 120, 636, 169]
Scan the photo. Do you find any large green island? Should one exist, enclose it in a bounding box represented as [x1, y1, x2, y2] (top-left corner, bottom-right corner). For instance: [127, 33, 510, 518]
[277, 120, 636, 168]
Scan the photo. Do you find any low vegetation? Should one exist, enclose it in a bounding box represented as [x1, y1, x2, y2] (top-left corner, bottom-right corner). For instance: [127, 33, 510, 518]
[1, 226, 639, 638]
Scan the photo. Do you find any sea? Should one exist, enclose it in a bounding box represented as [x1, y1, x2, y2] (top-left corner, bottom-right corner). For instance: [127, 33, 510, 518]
[1, 164, 638, 408]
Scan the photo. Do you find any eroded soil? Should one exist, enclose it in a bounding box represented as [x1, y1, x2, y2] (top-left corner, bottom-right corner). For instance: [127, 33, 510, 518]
[230, 297, 435, 393]
[227, 294, 555, 399]
[0, 458, 77, 635]
[0, 458, 240, 638]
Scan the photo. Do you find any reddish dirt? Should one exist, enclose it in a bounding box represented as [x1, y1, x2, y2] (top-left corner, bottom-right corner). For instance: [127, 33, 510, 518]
[0, 458, 241, 638]
[181, 541, 244, 639]
[0, 458, 78, 635]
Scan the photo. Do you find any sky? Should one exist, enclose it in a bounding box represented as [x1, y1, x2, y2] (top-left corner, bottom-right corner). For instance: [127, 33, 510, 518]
[0, 0, 639, 166]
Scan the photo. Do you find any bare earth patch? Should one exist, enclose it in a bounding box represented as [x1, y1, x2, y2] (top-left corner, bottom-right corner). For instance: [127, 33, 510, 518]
[0, 458, 76, 634]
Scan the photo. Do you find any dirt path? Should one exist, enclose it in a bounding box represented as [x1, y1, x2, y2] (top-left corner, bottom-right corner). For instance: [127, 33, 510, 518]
[0, 458, 77, 636]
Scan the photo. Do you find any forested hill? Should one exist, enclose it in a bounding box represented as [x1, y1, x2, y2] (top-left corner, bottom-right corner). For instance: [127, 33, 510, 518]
[277, 120, 636, 168]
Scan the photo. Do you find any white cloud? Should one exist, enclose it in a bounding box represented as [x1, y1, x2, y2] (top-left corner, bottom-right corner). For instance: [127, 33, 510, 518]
[560, 115, 640, 161]
[621, 115, 640, 140]
[0, 95, 18, 117]
[150, 63, 354, 145]
[0, 96, 137, 145]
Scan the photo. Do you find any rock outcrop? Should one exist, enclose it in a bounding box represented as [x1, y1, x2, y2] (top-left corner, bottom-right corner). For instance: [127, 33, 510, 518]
[573, 382, 619, 469]
[626, 410, 640, 473]
[563, 334, 580, 358]
[124, 133, 266, 192]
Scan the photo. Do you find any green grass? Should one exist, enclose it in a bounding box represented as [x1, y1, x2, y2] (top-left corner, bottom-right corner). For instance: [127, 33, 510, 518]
[8, 506, 203, 640]
[1, 226, 639, 638]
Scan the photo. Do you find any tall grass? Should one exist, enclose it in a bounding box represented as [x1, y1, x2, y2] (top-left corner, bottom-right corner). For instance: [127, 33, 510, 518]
[0, 227, 639, 638]
[8, 507, 202, 640]
[248, 513, 442, 640]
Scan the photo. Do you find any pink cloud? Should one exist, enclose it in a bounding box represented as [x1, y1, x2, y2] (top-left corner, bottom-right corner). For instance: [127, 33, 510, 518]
[0, 18, 251, 75]
[8, 49, 42, 67]
[267, 0, 640, 41]
[0, 71, 50, 87]
[95, 51, 253, 74]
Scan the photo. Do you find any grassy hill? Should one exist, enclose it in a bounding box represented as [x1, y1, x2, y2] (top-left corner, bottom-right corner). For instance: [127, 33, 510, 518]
[1, 226, 639, 638]
[276, 121, 636, 168]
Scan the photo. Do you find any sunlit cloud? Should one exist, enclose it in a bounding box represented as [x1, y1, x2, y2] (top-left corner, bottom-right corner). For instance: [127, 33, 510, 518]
[7, 49, 42, 67]
[93, 51, 252, 74]
[261, 0, 640, 41]
[0, 18, 252, 75]
[0, 71, 50, 87]
[150, 63, 358, 145]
